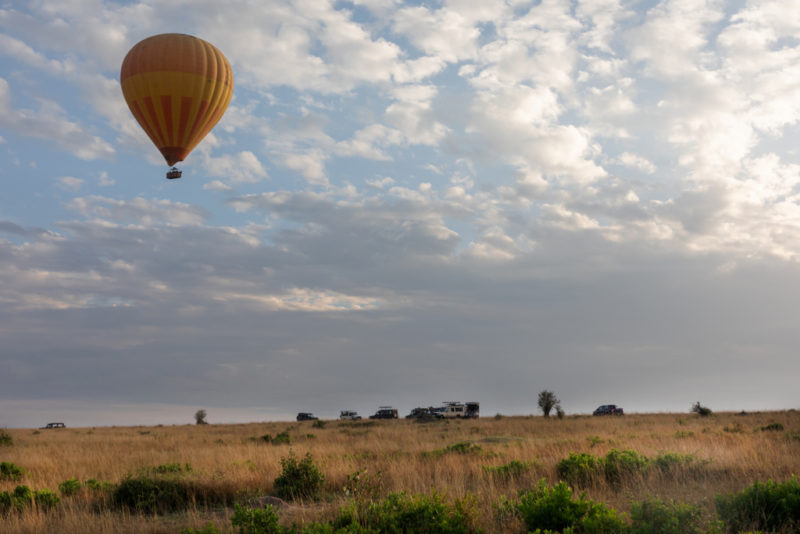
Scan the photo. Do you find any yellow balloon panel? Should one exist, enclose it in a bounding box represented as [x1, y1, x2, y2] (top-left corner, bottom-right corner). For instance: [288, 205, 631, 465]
[120, 34, 233, 167]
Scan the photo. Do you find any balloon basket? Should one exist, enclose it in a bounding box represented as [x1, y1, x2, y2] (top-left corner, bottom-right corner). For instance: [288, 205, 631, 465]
[166, 167, 182, 179]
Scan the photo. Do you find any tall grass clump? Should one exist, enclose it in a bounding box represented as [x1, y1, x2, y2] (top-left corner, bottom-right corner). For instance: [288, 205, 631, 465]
[0, 429, 12, 446]
[715, 477, 800, 533]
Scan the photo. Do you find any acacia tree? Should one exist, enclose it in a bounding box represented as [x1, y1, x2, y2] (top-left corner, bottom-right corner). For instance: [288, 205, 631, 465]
[194, 409, 208, 425]
[538, 390, 559, 417]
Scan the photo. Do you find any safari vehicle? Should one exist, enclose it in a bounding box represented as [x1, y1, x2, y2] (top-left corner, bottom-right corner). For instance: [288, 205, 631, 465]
[40, 422, 66, 429]
[296, 412, 319, 421]
[593, 404, 624, 416]
[438, 401, 480, 419]
[339, 410, 362, 420]
[406, 407, 441, 419]
[369, 406, 398, 419]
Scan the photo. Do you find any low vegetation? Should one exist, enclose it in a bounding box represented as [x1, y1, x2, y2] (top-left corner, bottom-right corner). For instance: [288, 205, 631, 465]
[0, 410, 798, 532]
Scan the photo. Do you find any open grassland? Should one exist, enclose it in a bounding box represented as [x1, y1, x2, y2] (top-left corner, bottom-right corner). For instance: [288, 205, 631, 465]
[1, 410, 799, 533]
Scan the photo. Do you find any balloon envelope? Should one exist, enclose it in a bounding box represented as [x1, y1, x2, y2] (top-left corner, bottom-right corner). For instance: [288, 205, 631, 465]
[120, 33, 234, 167]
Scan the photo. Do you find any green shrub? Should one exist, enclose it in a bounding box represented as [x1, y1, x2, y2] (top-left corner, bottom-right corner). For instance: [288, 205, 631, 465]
[516, 479, 628, 533]
[112, 475, 191, 513]
[716, 477, 800, 533]
[0, 485, 59, 514]
[444, 441, 482, 454]
[691, 402, 712, 417]
[33, 488, 60, 510]
[483, 460, 535, 480]
[630, 498, 704, 534]
[557, 452, 602, 486]
[58, 477, 82, 496]
[760, 422, 784, 432]
[182, 523, 223, 534]
[273, 452, 325, 501]
[85, 478, 114, 492]
[272, 431, 292, 445]
[652, 453, 694, 473]
[152, 462, 193, 474]
[344, 468, 383, 501]
[0, 429, 12, 446]
[0, 461, 25, 481]
[312, 419, 326, 429]
[231, 503, 282, 534]
[335, 491, 476, 534]
[603, 449, 649, 484]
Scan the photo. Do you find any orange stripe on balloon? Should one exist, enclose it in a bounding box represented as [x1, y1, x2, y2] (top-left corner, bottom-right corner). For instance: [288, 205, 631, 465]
[130, 100, 158, 145]
[178, 96, 192, 146]
[187, 100, 211, 148]
[161, 95, 174, 146]
[143, 97, 166, 147]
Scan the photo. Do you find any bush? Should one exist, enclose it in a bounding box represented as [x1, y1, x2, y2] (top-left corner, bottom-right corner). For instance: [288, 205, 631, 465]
[312, 419, 326, 429]
[152, 462, 192, 474]
[0, 429, 12, 446]
[761, 422, 784, 432]
[0, 485, 60, 514]
[0, 461, 25, 481]
[231, 503, 281, 533]
[603, 449, 649, 484]
[182, 523, 223, 534]
[557, 452, 603, 486]
[483, 460, 535, 480]
[273, 452, 325, 501]
[716, 477, 800, 533]
[272, 431, 291, 445]
[335, 491, 477, 534]
[34, 488, 60, 510]
[112, 475, 191, 514]
[516, 479, 628, 533]
[652, 453, 694, 473]
[85, 478, 114, 492]
[58, 477, 82, 496]
[691, 402, 712, 417]
[630, 498, 704, 534]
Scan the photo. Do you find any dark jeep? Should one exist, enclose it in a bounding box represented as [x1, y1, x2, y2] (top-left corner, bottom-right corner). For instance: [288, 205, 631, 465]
[296, 412, 319, 421]
[593, 404, 624, 416]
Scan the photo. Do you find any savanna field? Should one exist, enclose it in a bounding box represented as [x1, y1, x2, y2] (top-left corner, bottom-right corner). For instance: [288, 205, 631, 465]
[1, 411, 799, 533]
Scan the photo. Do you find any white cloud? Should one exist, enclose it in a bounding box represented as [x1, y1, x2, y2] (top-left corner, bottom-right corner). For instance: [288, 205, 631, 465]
[0, 78, 115, 160]
[201, 151, 268, 185]
[56, 176, 84, 191]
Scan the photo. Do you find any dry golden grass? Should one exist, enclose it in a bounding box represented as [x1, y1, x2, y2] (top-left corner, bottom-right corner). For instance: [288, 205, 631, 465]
[1, 410, 798, 533]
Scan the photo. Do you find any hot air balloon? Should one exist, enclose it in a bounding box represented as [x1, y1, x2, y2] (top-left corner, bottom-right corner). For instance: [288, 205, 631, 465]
[120, 34, 234, 179]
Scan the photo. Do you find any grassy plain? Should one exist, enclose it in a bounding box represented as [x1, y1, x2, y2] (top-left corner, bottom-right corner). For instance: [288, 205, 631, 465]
[1, 410, 798, 533]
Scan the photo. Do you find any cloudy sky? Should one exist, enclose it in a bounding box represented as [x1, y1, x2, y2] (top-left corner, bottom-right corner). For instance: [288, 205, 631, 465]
[2, 0, 799, 428]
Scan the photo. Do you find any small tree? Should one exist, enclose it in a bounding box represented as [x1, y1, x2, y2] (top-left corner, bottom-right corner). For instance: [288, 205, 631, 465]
[691, 402, 712, 417]
[538, 390, 559, 418]
[194, 409, 208, 425]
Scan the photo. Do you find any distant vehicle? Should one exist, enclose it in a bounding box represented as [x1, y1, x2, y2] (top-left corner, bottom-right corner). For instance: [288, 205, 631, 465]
[593, 405, 624, 416]
[296, 412, 318, 421]
[406, 407, 442, 420]
[369, 407, 398, 419]
[339, 410, 362, 421]
[438, 401, 480, 419]
[40, 422, 66, 429]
